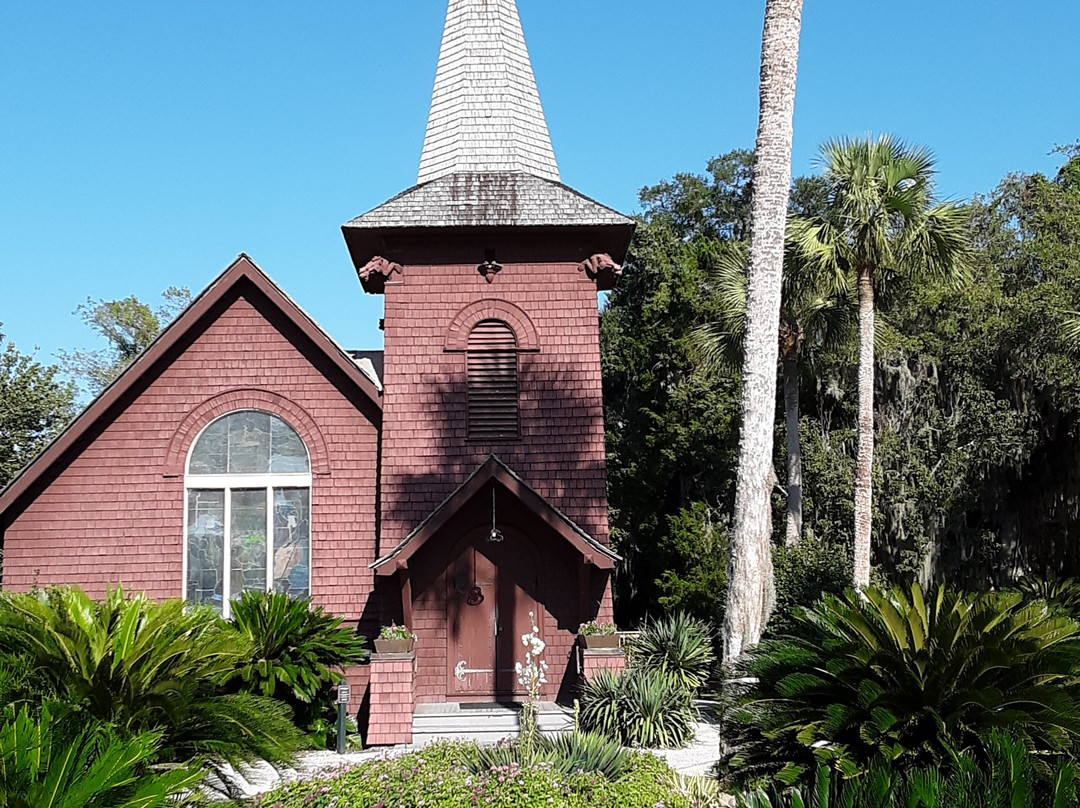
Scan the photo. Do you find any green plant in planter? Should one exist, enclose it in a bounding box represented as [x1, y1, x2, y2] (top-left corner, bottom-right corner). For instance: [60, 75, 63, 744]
[378, 623, 417, 641]
[226, 590, 367, 747]
[720, 583, 1080, 786]
[579, 620, 618, 636]
[635, 612, 715, 692]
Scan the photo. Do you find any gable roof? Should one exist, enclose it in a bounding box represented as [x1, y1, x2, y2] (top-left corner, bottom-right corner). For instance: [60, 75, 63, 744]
[0, 255, 382, 526]
[418, 0, 559, 184]
[371, 454, 619, 575]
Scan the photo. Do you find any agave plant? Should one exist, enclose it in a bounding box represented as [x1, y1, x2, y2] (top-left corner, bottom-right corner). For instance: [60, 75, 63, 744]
[469, 731, 633, 781]
[540, 731, 633, 780]
[0, 586, 304, 772]
[226, 590, 367, 736]
[580, 668, 697, 749]
[635, 612, 716, 692]
[720, 583, 1080, 786]
[0, 705, 203, 808]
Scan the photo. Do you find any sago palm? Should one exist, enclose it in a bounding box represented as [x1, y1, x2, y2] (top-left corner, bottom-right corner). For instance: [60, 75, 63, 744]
[0, 586, 303, 771]
[0, 705, 202, 808]
[720, 584, 1080, 785]
[227, 591, 367, 736]
[696, 237, 852, 547]
[791, 135, 971, 587]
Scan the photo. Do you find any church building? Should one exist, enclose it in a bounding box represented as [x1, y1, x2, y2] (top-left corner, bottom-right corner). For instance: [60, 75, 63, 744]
[0, 0, 634, 744]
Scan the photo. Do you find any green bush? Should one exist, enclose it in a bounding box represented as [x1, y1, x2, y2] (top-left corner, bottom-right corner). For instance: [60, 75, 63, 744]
[0, 586, 304, 772]
[1019, 577, 1080, 620]
[720, 583, 1080, 786]
[768, 534, 849, 640]
[0, 704, 203, 808]
[226, 590, 367, 745]
[255, 741, 693, 808]
[733, 733, 1077, 808]
[580, 668, 697, 749]
[635, 612, 716, 692]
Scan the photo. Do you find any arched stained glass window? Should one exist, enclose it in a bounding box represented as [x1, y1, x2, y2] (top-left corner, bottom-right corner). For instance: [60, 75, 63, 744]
[185, 411, 311, 617]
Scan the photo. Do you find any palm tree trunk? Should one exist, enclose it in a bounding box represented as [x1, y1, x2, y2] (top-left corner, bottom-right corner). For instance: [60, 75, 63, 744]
[724, 0, 804, 662]
[783, 353, 802, 546]
[853, 268, 875, 588]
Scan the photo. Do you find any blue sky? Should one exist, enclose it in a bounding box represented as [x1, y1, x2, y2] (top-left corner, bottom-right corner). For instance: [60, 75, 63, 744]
[2, 1, 1078, 371]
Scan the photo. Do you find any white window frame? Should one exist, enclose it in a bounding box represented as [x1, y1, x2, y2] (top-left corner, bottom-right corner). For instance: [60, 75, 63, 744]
[181, 412, 313, 618]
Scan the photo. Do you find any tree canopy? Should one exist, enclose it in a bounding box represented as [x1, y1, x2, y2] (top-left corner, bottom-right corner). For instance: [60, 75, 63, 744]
[59, 287, 190, 395]
[603, 145, 1080, 627]
[0, 328, 75, 488]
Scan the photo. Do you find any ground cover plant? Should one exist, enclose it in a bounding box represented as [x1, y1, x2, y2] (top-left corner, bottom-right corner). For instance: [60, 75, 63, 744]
[254, 740, 699, 808]
[719, 583, 1080, 788]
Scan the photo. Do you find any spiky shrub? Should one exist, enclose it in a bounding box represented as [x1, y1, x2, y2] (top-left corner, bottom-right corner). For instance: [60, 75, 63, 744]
[579, 668, 697, 749]
[635, 612, 716, 692]
[0, 586, 304, 773]
[1019, 577, 1080, 620]
[720, 584, 1080, 786]
[226, 590, 367, 740]
[0, 705, 204, 808]
[471, 731, 633, 781]
[732, 733, 1077, 808]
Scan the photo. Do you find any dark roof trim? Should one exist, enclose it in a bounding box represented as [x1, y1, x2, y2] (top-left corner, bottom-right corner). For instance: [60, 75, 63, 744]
[371, 454, 619, 575]
[0, 254, 382, 523]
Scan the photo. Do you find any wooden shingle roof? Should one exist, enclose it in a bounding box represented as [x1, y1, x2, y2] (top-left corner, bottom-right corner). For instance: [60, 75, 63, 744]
[418, 0, 559, 184]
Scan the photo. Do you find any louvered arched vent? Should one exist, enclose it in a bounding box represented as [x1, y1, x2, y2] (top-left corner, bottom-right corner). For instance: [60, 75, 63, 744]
[467, 319, 519, 440]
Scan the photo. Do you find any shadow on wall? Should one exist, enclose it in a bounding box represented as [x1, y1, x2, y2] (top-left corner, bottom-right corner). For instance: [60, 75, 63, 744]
[366, 357, 612, 705]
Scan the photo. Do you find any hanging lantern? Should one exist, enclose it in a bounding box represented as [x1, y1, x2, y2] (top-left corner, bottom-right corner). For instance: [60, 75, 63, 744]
[488, 486, 505, 543]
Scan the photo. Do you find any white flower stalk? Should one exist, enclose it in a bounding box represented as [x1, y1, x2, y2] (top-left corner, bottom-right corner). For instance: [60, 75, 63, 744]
[518, 611, 546, 747]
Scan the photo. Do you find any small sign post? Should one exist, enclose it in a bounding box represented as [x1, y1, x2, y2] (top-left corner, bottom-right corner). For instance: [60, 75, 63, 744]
[336, 683, 351, 755]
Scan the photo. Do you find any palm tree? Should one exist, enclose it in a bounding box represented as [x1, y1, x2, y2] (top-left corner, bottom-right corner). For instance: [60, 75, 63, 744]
[697, 239, 852, 547]
[1064, 311, 1080, 342]
[724, 0, 805, 661]
[792, 135, 971, 588]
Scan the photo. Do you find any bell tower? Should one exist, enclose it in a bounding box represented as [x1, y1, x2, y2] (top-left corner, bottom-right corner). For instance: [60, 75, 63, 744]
[342, 0, 634, 586]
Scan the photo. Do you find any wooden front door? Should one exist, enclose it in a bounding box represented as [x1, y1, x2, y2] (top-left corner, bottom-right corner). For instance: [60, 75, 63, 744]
[447, 530, 540, 699]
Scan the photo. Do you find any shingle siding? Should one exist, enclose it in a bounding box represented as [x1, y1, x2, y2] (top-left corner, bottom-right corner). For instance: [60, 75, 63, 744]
[1, 297, 384, 632]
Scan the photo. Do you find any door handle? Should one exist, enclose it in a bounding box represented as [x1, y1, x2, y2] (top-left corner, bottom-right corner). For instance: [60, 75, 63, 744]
[455, 660, 494, 681]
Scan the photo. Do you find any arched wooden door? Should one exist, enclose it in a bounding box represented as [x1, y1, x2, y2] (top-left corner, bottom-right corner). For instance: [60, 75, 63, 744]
[446, 528, 541, 699]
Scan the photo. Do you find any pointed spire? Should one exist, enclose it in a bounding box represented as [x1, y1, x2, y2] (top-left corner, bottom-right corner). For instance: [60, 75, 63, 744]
[418, 0, 560, 185]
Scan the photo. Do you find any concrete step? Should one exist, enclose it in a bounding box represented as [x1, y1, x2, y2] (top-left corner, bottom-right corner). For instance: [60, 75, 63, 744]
[411, 702, 574, 746]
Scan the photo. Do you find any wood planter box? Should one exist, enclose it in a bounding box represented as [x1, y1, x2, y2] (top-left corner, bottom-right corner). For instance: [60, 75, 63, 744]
[578, 634, 620, 650]
[375, 638, 415, 654]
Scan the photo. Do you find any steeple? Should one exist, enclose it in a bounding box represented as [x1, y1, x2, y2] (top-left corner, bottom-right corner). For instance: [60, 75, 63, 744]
[341, 0, 636, 285]
[418, 0, 560, 184]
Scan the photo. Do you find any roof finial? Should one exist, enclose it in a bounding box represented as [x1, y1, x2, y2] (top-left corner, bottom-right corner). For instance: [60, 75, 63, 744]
[418, 0, 560, 184]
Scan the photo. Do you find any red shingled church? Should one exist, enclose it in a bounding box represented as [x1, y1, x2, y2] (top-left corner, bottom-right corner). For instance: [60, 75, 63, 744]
[0, 0, 634, 744]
